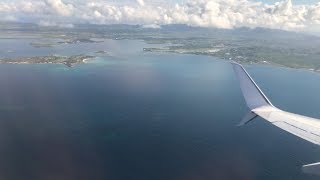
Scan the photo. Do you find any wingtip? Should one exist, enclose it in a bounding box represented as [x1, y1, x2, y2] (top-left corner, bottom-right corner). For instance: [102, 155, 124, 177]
[229, 61, 242, 66]
[231, 59, 274, 109]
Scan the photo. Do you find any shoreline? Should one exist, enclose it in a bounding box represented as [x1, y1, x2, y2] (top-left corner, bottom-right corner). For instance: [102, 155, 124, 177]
[0, 55, 96, 67]
[143, 49, 320, 74]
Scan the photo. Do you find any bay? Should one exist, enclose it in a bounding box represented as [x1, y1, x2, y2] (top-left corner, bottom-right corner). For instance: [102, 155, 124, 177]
[0, 39, 319, 180]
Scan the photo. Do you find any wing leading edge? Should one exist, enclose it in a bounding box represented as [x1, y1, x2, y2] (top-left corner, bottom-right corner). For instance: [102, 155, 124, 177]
[231, 62, 320, 175]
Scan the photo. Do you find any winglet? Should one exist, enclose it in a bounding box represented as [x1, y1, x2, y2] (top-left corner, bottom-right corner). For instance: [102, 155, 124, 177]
[231, 62, 273, 110]
[231, 62, 273, 126]
[231, 62, 320, 176]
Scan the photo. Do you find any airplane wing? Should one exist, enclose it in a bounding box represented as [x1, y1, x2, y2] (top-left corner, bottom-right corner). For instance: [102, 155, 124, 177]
[231, 62, 320, 175]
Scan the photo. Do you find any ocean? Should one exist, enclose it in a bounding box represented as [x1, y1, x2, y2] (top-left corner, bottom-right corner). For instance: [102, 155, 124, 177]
[0, 39, 320, 180]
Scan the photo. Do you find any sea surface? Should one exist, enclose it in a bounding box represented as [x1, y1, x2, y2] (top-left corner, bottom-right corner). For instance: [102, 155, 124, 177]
[0, 39, 320, 180]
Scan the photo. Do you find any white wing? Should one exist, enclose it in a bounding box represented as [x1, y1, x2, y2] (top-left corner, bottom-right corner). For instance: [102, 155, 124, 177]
[231, 62, 320, 175]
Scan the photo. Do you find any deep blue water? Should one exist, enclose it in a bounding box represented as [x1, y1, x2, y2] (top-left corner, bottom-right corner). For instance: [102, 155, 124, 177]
[0, 40, 320, 180]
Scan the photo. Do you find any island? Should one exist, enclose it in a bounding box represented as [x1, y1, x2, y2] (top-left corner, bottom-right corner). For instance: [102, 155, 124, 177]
[0, 55, 95, 67]
[30, 38, 104, 48]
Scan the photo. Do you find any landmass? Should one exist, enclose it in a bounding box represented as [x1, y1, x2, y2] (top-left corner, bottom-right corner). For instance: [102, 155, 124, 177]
[0, 55, 95, 67]
[30, 39, 103, 48]
[1, 22, 320, 70]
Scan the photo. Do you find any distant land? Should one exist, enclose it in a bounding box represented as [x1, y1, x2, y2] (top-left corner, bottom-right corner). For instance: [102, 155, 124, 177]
[0, 55, 95, 67]
[1, 22, 320, 71]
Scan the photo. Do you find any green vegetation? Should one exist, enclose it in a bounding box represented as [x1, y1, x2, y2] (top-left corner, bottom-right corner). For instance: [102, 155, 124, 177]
[1, 23, 320, 70]
[0, 55, 95, 67]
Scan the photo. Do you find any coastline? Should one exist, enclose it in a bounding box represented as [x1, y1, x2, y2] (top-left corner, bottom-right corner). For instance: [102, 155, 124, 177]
[0, 55, 96, 67]
[143, 49, 320, 74]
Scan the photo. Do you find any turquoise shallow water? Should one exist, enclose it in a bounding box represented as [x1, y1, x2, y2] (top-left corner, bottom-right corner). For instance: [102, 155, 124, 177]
[0, 39, 320, 179]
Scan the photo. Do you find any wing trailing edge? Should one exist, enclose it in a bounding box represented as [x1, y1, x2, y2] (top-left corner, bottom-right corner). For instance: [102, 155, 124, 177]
[303, 162, 320, 176]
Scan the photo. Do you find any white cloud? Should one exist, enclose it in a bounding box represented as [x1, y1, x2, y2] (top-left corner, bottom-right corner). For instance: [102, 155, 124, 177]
[0, 0, 320, 32]
[142, 24, 161, 29]
[45, 0, 74, 16]
[0, 2, 17, 12]
[38, 20, 74, 28]
[38, 20, 58, 27]
[137, 0, 145, 6]
[2, 15, 17, 22]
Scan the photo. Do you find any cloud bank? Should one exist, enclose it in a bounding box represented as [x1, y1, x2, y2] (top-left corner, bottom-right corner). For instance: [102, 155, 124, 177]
[1, 0, 320, 32]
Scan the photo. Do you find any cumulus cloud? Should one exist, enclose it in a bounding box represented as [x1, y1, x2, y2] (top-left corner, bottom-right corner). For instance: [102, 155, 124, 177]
[136, 0, 145, 6]
[0, 0, 320, 32]
[0, 2, 17, 12]
[45, 0, 74, 16]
